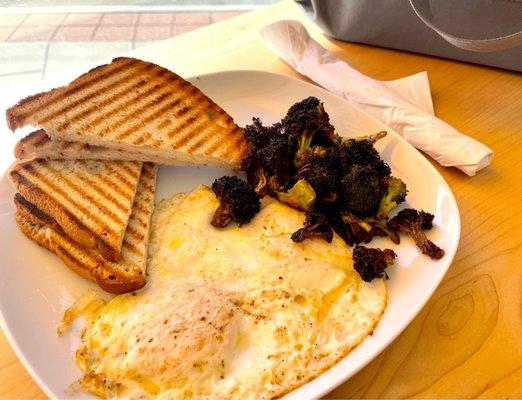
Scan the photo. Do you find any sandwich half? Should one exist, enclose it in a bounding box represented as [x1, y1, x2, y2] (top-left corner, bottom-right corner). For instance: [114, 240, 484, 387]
[6, 57, 249, 169]
[15, 129, 190, 164]
[9, 158, 142, 262]
[15, 162, 157, 294]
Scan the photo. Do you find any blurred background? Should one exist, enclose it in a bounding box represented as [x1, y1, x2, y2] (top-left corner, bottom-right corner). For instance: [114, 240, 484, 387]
[0, 0, 276, 89]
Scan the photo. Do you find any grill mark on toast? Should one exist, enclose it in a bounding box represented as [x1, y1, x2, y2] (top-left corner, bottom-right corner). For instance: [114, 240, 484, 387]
[23, 59, 138, 125]
[77, 172, 133, 213]
[132, 131, 152, 145]
[163, 115, 197, 133]
[124, 224, 146, 243]
[169, 118, 210, 151]
[110, 86, 197, 143]
[42, 67, 148, 128]
[104, 164, 141, 193]
[42, 163, 127, 228]
[220, 127, 248, 160]
[164, 93, 213, 140]
[121, 240, 142, 257]
[11, 167, 117, 239]
[204, 133, 228, 157]
[111, 91, 173, 141]
[90, 78, 187, 139]
[165, 101, 209, 139]
[107, 80, 193, 140]
[118, 163, 141, 181]
[97, 174, 135, 203]
[52, 68, 160, 132]
[187, 124, 217, 153]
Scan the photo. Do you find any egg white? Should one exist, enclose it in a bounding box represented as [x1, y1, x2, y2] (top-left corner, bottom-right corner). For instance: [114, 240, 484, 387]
[75, 186, 386, 399]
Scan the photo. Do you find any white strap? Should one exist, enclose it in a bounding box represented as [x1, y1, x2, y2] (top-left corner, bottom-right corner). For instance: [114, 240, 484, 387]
[409, 0, 522, 52]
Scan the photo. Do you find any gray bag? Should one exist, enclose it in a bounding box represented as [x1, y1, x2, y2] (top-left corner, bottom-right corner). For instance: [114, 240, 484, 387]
[296, 0, 522, 71]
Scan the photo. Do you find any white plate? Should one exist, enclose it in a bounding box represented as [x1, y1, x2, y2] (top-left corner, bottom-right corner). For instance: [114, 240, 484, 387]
[0, 69, 460, 399]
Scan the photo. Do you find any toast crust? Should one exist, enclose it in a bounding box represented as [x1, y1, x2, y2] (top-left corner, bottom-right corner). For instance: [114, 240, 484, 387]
[9, 159, 142, 262]
[14, 163, 157, 294]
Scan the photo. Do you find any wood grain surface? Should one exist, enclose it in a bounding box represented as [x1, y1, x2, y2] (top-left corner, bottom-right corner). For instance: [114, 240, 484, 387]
[1, 1, 521, 398]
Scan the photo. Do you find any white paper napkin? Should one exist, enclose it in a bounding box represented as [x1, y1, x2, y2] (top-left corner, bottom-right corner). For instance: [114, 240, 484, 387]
[261, 20, 493, 176]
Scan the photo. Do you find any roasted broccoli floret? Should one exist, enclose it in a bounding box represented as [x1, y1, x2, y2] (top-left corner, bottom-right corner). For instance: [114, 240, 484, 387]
[297, 146, 341, 196]
[352, 246, 396, 282]
[281, 97, 335, 158]
[354, 130, 387, 145]
[243, 117, 282, 149]
[337, 136, 391, 179]
[242, 134, 294, 196]
[323, 210, 355, 247]
[377, 176, 407, 218]
[341, 164, 383, 216]
[211, 176, 261, 228]
[341, 213, 373, 244]
[366, 217, 400, 244]
[277, 179, 316, 212]
[387, 209, 444, 259]
[291, 211, 334, 243]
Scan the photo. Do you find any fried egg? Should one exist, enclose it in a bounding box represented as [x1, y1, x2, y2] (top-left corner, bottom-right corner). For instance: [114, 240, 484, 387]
[73, 185, 386, 399]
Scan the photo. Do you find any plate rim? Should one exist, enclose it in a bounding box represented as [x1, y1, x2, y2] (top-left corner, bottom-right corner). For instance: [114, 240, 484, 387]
[0, 68, 461, 400]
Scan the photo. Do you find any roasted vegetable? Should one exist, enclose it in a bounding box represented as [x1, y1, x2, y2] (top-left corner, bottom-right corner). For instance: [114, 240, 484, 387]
[277, 179, 316, 212]
[281, 97, 335, 160]
[238, 98, 444, 261]
[211, 176, 261, 228]
[336, 136, 391, 179]
[354, 130, 387, 145]
[387, 209, 444, 259]
[366, 217, 400, 244]
[297, 147, 341, 196]
[377, 176, 407, 218]
[341, 164, 383, 215]
[352, 246, 396, 282]
[291, 211, 334, 243]
[242, 133, 294, 196]
[341, 213, 373, 244]
[243, 117, 282, 149]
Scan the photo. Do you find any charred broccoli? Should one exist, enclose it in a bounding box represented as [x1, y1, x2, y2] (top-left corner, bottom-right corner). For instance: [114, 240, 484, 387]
[282, 97, 335, 158]
[211, 176, 260, 228]
[337, 136, 391, 179]
[243, 117, 282, 149]
[387, 209, 444, 259]
[291, 211, 334, 243]
[354, 130, 387, 144]
[352, 246, 396, 282]
[238, 98, 445, 262]
[242, 133, 294, 196]
[341, 213, 373, 244]
[341, 164, 383, 216]
[297, 147, 341, 196]
[377, 176, 407, 218]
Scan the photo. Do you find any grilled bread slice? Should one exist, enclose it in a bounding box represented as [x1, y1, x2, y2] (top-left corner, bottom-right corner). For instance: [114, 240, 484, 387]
[6, 57, 249, 169]
[15, 129, 190, 164]
[9, 158, 142, 262]
[15, 163, 157, 294]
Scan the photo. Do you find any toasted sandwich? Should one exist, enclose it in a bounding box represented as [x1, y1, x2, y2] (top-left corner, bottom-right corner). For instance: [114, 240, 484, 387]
[9, 158, 142, 262]
[6, 57, 249, 169]
[15, 162, 157, 294]
[15, 129, 187, 164]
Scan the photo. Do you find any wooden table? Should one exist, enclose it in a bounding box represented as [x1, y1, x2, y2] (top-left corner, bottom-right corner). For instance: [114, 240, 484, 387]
[1, 1, 521, 398]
